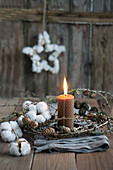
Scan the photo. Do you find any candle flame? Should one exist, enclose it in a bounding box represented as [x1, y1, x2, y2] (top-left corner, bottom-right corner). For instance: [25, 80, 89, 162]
[63, 76, 68, 96]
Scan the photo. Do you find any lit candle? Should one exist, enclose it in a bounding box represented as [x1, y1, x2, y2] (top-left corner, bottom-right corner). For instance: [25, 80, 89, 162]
[58, 77, 74, 129]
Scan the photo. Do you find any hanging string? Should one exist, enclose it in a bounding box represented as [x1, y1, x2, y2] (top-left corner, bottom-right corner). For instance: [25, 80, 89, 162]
[42, 0, 47, 31]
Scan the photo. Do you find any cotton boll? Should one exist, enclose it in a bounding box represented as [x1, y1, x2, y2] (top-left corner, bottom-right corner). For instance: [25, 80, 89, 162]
[21, 139, 31, 156]
[22, 101, 32, 110]
[28, 104, 36, 112]
[17, 115, 24, 127]
[45, 44, 54, 52]
[53, 44, 59, 51]
[41, 60, 50, 71]
[33, 45, 43, 54]
[58, 45, 66, 53]
[50, 58, 59, 74]
[22, 47, 34, 56]
[43, 64, 50, 71]
[38, 33, 43, 45]
[35, 45, 44, 53]
[31, 54, 41, 62]
[15, 128, 23, 138]
[36, 115, 46, 123]
[10, 121, 19, 130]
[32, 62, 43, 73]
[26, 111, 36, 121]
[42, 111, 51, 120]
[8, 138, 31, 156]
[9, 142, 21, 156]
[36, 65, 43, 73]
[48, 54, 54, 61]
[0, 122, 12, 131]
[43, 31, 51, 44]
[52, 51, 59, 57]
[32, 63, 38, 72]
[1, 130, 16, 142]
[36, 101, 48, 113]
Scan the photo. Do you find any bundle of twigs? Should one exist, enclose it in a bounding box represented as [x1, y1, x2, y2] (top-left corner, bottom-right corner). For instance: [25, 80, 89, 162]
[0, 88, 113, 140]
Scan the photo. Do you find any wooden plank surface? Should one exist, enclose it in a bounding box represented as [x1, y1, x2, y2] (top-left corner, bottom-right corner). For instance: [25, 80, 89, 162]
[71, 0, 90, 12]
[47, 0, 68, 95]
[0, 8, 113, 23]
[0, 98, 113, 170]
[0, 22, 24, 97]
[0, 98, 34, 170]
[91, 25, 113, 93]
[76, 98, 113, 170]
[47, 23, 68, 95]
[93, 0, 113, 12]
[68, 25, 89, 89]
[32, 153, 77, 170]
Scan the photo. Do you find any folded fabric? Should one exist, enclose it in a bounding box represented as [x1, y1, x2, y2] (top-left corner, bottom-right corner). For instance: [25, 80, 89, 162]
[34, 135, 109, 153]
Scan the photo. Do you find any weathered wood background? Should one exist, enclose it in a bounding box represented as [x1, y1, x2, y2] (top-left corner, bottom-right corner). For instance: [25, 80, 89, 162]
[0, 0, 113, 97]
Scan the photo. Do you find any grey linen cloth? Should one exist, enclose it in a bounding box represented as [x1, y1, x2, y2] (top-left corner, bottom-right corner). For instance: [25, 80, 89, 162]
[34, 135, 109, 153]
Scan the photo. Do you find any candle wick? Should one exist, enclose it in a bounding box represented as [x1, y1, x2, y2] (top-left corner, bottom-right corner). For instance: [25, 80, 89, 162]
[65, 94, 67, 97]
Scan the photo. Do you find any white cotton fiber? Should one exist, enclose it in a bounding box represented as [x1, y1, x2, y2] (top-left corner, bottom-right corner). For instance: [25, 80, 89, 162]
[0, 122, 12, 131]
[88, 104, 91, 110]
[28, 104, 36, 112]
[45, 44, 54, 52]
[42, 111, 51, 120]
[36, 102, 48, 113]
[38, 33, 43, 45]
[31, 54, 41, 62]
[22, 47, 34, 56]
[36, 115, 46, 123]
[8, 138, 31, 156]
[15, 128, 23, 138]
[1, 130, 16, 142]
[43, 31, 51, 44]
[17, 115, 24, 127]
[36, 45, 44, 53]
[22, 101, 32, 110]
[20, 139, 31, 156]
[10, 121, 19, 130]
[26, 111, 36, 121]
[8, 142, 21, 156]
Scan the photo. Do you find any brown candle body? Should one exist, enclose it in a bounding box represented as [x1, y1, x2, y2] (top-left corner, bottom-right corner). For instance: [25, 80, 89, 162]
[58, 94, 74, 129]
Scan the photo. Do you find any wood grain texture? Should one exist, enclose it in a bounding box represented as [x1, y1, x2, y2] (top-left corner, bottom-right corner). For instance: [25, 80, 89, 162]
[93, 0, 113, 12]
[23, 22, 48, 96]
[0, 22, 24, 97]
[71, 0, 90, 12]
[68, 25, 89, 90]
[0, 9, 113, 23]
[0, 98, 34, 170]
[77, 99, 113, 170]
[23, 0, 48, 97]
[47, 0, 69, 95]
[32, 153, 77, 170]
[0, 0, 24, 8]
[28, 0, 44, 9]
[47, 23, 68, 95]
[48, 0, 69, 11]
[91, 25, 113, 93]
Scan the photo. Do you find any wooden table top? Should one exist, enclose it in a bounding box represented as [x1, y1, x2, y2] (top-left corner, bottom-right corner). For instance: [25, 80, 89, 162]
[0, 97, 113, 170]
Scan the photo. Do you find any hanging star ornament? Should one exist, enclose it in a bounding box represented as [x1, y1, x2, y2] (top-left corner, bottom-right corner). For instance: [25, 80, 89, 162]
[22, 31, 65, 74]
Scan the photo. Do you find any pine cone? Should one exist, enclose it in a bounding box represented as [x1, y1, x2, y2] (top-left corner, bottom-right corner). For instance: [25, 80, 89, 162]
[83, 90, 89, 96]
[30, 121, 38, 128]
[42, 128, 55, 137]
[22, 117, 31, 125]
[90, 92, 96, 98]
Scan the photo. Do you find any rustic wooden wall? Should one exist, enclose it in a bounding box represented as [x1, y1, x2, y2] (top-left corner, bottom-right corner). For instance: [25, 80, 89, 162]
[0, 0, 113, 97]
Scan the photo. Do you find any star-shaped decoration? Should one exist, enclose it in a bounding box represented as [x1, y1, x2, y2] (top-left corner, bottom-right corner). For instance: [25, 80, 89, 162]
[22, 31, 65, 74]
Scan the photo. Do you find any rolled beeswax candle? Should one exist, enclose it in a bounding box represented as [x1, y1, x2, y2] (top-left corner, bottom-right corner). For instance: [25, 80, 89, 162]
[58, 94, 74, 129]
